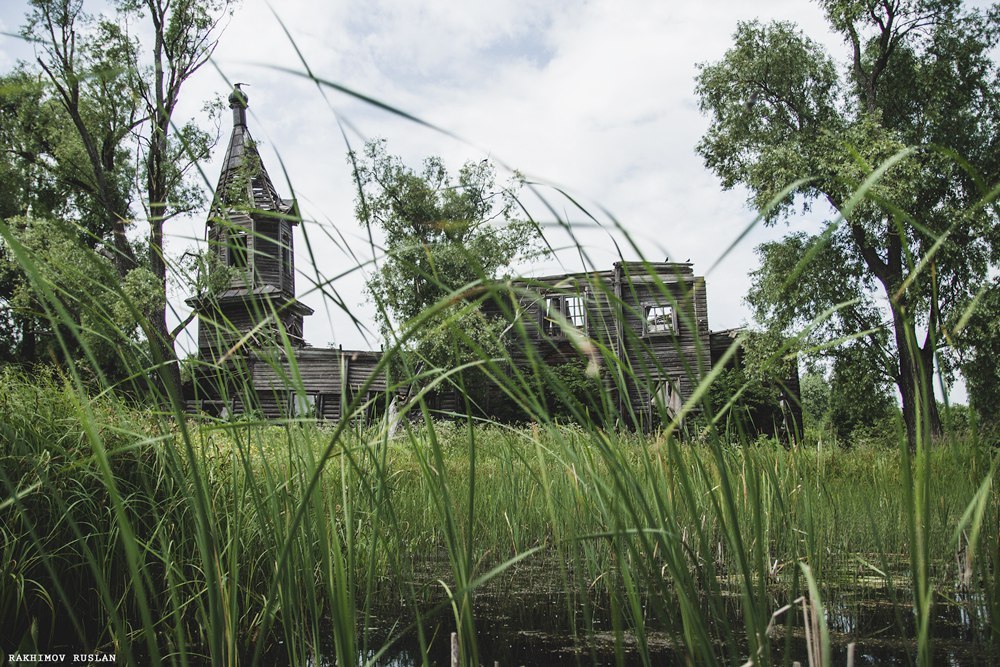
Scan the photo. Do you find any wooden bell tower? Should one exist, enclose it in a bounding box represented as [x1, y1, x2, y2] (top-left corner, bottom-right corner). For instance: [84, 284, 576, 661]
[188, 84, 313, 360]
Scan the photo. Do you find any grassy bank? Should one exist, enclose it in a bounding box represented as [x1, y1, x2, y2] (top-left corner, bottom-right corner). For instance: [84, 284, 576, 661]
[1, 368, 995, 665]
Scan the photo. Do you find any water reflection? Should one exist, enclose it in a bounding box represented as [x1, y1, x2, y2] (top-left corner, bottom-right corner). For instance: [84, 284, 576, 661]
[341, 582, 994, 666]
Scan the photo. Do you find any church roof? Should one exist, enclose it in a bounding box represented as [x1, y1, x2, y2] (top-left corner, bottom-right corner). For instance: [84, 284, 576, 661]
[185, 284, 314, 315]
[212, 85, 296, 217]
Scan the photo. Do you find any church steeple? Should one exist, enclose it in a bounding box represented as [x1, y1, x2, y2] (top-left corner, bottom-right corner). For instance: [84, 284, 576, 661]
[213, 84, 294, 215]
[230, 83, 248, 126]
[188, 85, 313, 360]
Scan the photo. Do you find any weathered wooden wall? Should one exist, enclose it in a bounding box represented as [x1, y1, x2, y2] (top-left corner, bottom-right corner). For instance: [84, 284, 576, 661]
[189, 347, 387, 422]
[188, 260, 800, 435]
[487, 262, 711, 429]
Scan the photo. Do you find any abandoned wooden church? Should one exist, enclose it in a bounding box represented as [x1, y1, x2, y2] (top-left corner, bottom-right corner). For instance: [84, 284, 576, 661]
[184, 85, 388, 421]
[185, 87, 800, 434]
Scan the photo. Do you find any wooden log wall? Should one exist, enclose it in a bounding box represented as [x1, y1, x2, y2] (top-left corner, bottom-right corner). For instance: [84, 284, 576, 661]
[615, 264, 711, 429]
[247, 348, 387, 420]
[493, 262, 711, 429]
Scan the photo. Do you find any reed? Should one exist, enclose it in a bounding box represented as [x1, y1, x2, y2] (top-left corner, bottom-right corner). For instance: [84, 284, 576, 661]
[0, 363, 995, 664]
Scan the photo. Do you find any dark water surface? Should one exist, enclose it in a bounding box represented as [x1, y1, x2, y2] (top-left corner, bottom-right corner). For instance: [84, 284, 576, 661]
[17, 565, 993, 665]
[345, 577, 994, 666]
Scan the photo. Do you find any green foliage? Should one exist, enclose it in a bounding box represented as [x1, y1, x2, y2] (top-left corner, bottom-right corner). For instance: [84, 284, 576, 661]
[799, 371, 831, 434]
[952, 278, 1000, 426]
[2, 367, 996, 664]
[353, 139, 543, 329]
[707, 330, 800, 439]
[696, 2, 1000, 441]
[0, 217, 157, 378]
[708, 366, 785, 436]
[351, 138, 547, 391]
[7, 0, 236, 390]
[416, 304, 510, 411]
[748, 232, 885, 350]
[541, 360, 603, 423]
[828, 347, 898, 445]
[0, 72, 73, 223]
[0, 67, 140, 364]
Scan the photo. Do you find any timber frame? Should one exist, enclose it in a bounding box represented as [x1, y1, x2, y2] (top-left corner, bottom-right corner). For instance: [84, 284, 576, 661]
[481, 262, 712, 430]
[184, 87, 799, 436]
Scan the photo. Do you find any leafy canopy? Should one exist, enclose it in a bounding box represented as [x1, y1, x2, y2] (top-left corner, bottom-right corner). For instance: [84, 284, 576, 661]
[696, 1, 1000, 437]
[352, 139, 545, 352]
[1, 0, 236, 391]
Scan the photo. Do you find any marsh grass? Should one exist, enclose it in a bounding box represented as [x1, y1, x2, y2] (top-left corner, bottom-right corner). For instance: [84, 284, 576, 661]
[0, 365, 996, 665]
[0, 32, 998, 667]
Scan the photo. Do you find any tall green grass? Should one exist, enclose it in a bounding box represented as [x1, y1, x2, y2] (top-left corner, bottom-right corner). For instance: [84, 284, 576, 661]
[0, 41, 998, 667]
[0, 366, 996, 664]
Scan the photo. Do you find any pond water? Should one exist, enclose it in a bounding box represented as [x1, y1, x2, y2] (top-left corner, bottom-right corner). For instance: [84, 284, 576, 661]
[25, 561, 994, 666]
[344, 574, 994, 666]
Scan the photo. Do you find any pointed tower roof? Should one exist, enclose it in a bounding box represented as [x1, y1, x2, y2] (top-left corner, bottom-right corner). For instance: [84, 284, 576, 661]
[213, 84, 296, 216]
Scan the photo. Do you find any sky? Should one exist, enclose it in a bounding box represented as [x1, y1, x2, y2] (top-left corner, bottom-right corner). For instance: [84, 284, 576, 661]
[0, 0, 989, 400]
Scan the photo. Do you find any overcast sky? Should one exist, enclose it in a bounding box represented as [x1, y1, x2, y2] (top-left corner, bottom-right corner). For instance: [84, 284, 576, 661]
[0, 1, 989, 399]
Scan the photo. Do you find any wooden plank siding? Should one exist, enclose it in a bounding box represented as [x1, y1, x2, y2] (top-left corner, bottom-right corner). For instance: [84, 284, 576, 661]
[245, 348, 387, 421]
[196, 297, 307, 360]
[252, 220, 281, 291]
[188, 260, 798, 435]
[488, 262, 711, 429]
[614, 264, 711, 429]
[187, 347, 387, 422]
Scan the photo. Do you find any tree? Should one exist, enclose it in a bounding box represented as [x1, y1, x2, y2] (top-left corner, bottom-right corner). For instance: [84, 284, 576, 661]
[18, 0, 234, 395]
[0, 216, 162, 381]
[799, 371, 832, 434]
[828, 344, 898, 444]
[0, 71, 76, 362]
[351, 139, 545, 404]
[696, 2, 1000, 444]
[707, 329, 802, 440]
[951, 278, 1000, 426]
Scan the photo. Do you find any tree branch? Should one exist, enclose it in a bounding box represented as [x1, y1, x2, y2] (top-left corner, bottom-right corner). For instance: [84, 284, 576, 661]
[169, 310, 197, 341]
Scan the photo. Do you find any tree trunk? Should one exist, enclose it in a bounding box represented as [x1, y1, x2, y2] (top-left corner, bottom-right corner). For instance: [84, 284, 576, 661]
[891, 309, 942, 448]
[917, 333, 942, 438]
[146, 111, 183, 402]
[148, 307, 183, 404]
[20, 315, 36, 363]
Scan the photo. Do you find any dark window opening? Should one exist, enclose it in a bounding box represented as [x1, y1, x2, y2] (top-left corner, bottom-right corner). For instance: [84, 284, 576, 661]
[281, 229, 292, 276]
[229, 230, 248, 271]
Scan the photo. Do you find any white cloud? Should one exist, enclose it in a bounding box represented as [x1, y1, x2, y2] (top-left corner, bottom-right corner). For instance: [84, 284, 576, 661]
[9, 0, 981, 406]
[164, 0, 849, 352]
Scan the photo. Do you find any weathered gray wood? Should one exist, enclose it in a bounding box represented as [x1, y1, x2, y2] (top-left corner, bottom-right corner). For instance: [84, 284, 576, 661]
[191, 96, 793, 432]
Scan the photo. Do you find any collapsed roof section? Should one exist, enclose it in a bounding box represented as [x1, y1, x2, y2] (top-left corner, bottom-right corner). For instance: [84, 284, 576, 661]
[212, 84, 295, 217]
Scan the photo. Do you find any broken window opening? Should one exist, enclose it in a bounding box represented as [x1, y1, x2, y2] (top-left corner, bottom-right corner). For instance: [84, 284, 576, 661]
[281, 228, 292, 276]
[289, 392, 318, 418]
[543, 294, 587, 337]
[652, 376, 683, 423]
[644, 304, 675, 335]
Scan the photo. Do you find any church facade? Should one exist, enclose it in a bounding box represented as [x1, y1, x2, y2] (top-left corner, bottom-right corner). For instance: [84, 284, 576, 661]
[184, 86, 386, 420]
